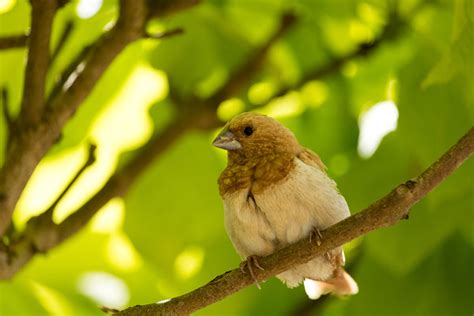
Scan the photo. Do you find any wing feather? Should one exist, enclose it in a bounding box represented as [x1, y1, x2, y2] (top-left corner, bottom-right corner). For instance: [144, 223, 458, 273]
[297, 147, 327, 173]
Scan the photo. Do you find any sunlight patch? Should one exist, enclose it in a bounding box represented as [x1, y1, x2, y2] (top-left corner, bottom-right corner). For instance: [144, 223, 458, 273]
[30, 281, 73, 316]
[342, 61, 358, 78]
[53, 145, 116, 222]
[91, 64, 167, 152]
[76, 0, 102, 19]
[0, 0, 15, 14]
[14, 145, 86, 228]
[248, 82, 277, 105]
[90, 198, 125, 233]
[77, 272, 129, 309]
[174, 246, 205, 280]
[301, 81, 329, 108]
[106, 233, 142, 272]
[260, 91, 303, 118]
[217, 98, 245, 121]
[357, 100, 398, 158]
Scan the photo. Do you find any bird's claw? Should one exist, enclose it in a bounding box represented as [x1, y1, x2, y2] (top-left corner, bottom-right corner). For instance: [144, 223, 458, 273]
[309, 228, 323, 246]
[240, 255, 264, 289]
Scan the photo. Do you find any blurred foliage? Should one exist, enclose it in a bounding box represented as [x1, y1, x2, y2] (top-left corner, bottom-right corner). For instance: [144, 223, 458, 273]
[0, 0, 473, 315]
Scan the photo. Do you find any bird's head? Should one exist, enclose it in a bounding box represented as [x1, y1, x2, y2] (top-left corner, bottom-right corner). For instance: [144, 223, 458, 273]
[212, 112, 300, 160]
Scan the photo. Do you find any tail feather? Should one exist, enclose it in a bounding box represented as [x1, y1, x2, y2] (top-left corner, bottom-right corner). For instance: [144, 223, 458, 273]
[304, 269, 358, 300]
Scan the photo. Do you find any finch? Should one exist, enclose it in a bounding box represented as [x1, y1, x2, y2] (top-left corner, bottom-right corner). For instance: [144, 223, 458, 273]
[213, 112, 358, 299]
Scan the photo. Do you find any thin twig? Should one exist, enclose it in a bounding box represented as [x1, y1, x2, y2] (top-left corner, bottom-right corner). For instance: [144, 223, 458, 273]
[115, 127, 474, 315]
[46, 43, 93, 107]
[1, 87, 12, 132]
[40, 143, 97, 222]
[0, 34, 28, 50]
[50, 20, 74, 67]
[145, 28, 184, 40]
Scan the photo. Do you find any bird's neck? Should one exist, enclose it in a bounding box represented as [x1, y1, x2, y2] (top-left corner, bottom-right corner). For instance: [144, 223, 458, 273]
[218, 151, 295, 196]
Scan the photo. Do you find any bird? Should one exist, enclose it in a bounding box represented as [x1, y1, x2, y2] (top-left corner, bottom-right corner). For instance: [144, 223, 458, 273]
[212, 112, 358, 299]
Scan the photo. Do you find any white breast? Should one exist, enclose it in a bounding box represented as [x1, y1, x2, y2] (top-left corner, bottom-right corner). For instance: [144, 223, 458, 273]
[222, 158, 350, 258]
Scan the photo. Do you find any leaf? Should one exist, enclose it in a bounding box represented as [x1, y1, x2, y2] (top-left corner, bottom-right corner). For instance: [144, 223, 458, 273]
[422, 0, 474, 88]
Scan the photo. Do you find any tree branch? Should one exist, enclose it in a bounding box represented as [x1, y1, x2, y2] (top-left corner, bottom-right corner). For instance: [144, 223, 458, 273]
[0, 0, 199, 236]
[0, 117, 192, 279]
[1, 87, 13, 138]
[0, 34, 28, 50]
[144, 27, 184, 40]
[18, 0, 57, 125]
[116, 127, 474, 315]
[39, 143, 97, 223]
[50, 19, 74, 67]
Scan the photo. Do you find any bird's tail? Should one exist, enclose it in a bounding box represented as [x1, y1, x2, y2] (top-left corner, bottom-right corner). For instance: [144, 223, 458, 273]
[303, 268, 358, 300]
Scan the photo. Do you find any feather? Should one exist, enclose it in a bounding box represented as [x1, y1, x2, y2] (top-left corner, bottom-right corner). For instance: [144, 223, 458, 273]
[297, 147, 327, 173]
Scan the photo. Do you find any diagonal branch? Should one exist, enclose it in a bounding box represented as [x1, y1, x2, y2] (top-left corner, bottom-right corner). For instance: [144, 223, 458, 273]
[18, 0, 58, 125]
[0, 34, 28, 50]
[144, 27, 184, 39]
[116, 127, 474, 315]
[50, 19, 75, 67]
[38, 143, 97, 223]
[1, 87, 13, 138]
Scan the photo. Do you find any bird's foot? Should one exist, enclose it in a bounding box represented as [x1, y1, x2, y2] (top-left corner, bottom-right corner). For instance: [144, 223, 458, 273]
[240, 255, 264, 289]
[309, 227, 323, 246]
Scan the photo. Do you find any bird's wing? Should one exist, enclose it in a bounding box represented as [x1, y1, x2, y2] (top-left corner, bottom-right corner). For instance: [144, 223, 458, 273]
[297, 147, 327, 174]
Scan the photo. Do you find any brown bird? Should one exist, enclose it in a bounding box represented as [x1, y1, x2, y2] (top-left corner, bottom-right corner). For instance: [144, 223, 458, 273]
[213, 112, 358, 299]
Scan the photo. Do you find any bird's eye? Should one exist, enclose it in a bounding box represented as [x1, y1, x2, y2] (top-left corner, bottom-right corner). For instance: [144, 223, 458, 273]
[243, 126, 253, 136]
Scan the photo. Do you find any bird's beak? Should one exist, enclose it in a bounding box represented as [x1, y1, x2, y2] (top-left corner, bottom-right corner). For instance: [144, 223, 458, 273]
[212, 129, 242, 151]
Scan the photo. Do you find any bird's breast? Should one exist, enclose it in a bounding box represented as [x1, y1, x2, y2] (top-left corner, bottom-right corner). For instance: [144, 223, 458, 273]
[218, 153, 295, 196]
[222, 158, 350, 257]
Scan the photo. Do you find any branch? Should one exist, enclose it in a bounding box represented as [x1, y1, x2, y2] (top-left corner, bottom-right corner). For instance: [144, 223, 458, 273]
[0, 34, 28, 50]
[1, 87, 13, 138]
[0, 0, 200, 236]
[38, 143, 97, 223]
[144, 27, 184, 40]
[18, 0, 57, 125]
[116, 127, 474, 315]
[0, 117, 192, 279]
[50, 19, 75, 66]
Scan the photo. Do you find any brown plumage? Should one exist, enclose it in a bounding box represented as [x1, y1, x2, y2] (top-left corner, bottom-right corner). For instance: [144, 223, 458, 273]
[213, 112, 358, 299]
